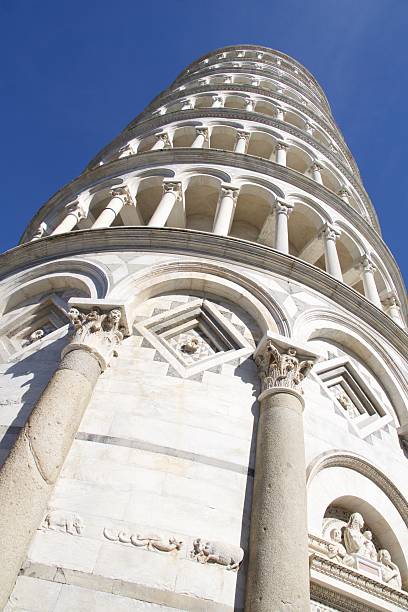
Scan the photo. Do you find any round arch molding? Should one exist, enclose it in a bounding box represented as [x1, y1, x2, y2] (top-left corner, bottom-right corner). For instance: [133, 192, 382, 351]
[110, 259, 291, 336]
[307, 451, 408, 586]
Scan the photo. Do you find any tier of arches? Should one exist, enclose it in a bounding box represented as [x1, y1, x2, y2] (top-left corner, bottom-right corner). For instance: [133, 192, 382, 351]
[105, 121, 362, 214]
[182, 48, 326, 107]
[30, 171, 401, 322]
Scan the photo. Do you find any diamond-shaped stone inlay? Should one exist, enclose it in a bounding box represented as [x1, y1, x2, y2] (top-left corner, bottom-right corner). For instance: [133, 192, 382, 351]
[135, 298, 254, 378]
[315, 356, 394, 439]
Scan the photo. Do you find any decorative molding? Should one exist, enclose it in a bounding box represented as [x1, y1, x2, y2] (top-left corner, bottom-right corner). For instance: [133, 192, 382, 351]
[307, 452, 408, 530]
[4, 229, 407, 356]
[310, 554, 408, 609]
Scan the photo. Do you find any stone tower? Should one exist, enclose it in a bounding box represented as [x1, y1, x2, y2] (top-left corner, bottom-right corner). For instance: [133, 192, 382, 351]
[0, 45, 407, 611]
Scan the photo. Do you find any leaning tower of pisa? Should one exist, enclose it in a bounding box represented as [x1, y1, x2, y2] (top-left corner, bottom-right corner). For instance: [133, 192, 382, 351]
[0, 44, 407, 611]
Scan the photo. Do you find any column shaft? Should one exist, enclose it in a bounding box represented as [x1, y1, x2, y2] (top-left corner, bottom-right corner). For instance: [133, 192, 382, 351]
[148, 182, 181, 227]
[275, 143, 288, 166]
[52, 209, 81, 235]
[191, 129, 208, 149]
[274, 202, 292, 254]
[0, 349, 101, 608]
[361, 258, 382, 308]
[213, 187, 238, 235]
[322, 225, 343, 281]
[91, 195, 125, 229]
[246, 389, 310, 611]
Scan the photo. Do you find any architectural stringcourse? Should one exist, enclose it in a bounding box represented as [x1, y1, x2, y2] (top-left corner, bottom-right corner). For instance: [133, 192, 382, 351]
[0, 44, 407, 612]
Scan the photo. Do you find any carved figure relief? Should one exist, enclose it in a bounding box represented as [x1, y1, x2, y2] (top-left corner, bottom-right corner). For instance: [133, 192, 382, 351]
[323, 510, 402, 590]
[256, 341, 314, 394]
[181, 337, 199, 354]
[327, 528, 354, 567]
[103, 527, 183, 553]
[42, 510, 84, 536]
[378, 549, 402, 589]
[191, 538, 244, 571]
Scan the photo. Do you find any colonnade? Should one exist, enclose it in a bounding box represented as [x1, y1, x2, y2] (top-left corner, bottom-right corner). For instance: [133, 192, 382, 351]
[47, 178, 383, 309]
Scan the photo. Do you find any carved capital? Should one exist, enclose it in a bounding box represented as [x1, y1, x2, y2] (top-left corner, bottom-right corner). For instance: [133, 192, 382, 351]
[195, 127, 209, 141]
[321, 222, 340, 242]
[255, 340, 314, 395]
[311, 162, 323, 172]
[155, 132, 171, 146]
[163, 180, 183, 200]
[110, 185, 134, 207]
[65, 201, 87, 221]
[276, 140, 288, 151]
[31, 222, 47, 241]
[360, 255, 376, 273]
[212, 95, 224, 104]
[338, 187, 350, 198]
[62, 307, 126, 371]
[223, 76, 232, 84]
[220, 183, 240, 202]
[274, 199, 293, 217]
[236, 130, 250, 143]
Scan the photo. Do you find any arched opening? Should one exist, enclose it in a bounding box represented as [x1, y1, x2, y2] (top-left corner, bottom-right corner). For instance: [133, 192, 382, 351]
[184, 174, 221, 232]
[231, 183, 275, 242]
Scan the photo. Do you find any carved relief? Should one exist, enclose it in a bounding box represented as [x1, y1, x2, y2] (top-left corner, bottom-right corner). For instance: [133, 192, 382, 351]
[181, 337, 199, 354]
[256, 341, 314, 394]
[321, 511, 403, 590]
[191, 538, 244, 571]
[42, 510, 84, 536]
[378, 549, 402, 589]
[103, 527, 183, 553]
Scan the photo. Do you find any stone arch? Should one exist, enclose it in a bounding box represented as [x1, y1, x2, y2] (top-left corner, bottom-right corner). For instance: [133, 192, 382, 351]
[293, 308, 408, 426]
[0, 258, 109, 316]
[232, 182, 277, 241]
[110, 260, 291, 336]
[307, 451, 408, 584]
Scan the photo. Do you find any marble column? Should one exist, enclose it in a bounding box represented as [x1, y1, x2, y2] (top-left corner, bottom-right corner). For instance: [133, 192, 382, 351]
[151, 133, 171, 150]
[234, 130, 250, 154]
[338, 188, 350, 204]
[0, 307, 125, 608]
[321, 223, 343, 281]
[276, 107, 285, 121]
[212, 95, 224, 108]
[91, 186, 134, 229]
[274, 200, 293, 254]
[148, 180, 182, 227]
[191, 127, 209, 149]
[251, 78, 260, 87]
[213, 184, 239, 236]
[360, 256, 382, 309]
[305, 122, 314, 135]
[311, 162, 323, 184]
[275, 141, 288, 166]
[245, 97, 255, 112]
[383, 293, 404, 326]
[51, 201, 87, 236]
[245, 336, 316, 612]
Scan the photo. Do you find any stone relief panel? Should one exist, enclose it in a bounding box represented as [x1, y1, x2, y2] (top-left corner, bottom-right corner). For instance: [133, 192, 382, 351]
[321, 508, 402, 589]
[42, 510, 84, 536]
[103, 527, 183, 553]
[191, 538, 244, 571]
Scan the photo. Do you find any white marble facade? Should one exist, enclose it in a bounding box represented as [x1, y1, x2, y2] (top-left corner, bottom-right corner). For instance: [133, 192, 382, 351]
[1, 46, 408, 612]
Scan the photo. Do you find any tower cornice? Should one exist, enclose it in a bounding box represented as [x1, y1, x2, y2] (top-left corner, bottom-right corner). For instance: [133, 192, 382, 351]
[3, 227, 408, 359]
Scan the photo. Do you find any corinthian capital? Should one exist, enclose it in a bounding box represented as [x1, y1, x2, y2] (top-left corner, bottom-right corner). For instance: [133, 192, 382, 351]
[220, 183, 240, 201]
[62, 307, 125, 371]
[163, 180, 183, 200]
[255, 341, 314, 395]
[274, 199, 294, 217]
[65, 201, 87, 221]
[360, 255, 376, 273]
[321, 222, 340, 242]
[110, 185, 135, 207]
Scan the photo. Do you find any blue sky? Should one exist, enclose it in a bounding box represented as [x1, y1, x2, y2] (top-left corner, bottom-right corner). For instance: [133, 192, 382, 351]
[1, 0, 407, 286]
